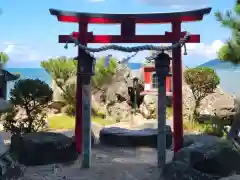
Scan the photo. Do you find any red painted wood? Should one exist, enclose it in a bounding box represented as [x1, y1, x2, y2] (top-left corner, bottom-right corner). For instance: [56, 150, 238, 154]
[144, 67, 171, 93]
[144, 71, 151, 84]
[144, 66, 172, 76]
[56, 15, 204, 24]
[144, 66, 155, 72]
[59, 34, 200, 44]
[172, 22, 183, 152]
[166, 76, 170, 92]
[50, 8, 211, 24]
[50, 7, 211, 156]
[75, 23, 88, 154]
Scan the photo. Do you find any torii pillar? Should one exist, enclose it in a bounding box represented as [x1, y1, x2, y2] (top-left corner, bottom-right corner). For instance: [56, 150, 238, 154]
[49, 8, 212, 157]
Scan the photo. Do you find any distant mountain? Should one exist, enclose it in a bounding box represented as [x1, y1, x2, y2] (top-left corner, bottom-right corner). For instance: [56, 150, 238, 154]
[198, 59, 240, 69]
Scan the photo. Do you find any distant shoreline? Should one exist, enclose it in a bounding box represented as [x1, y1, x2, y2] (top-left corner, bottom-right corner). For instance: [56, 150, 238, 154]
[5, 67, 240, 99]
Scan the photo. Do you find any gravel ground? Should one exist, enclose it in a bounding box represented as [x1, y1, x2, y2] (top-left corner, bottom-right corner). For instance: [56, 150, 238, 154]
[20, 145, 173, 180]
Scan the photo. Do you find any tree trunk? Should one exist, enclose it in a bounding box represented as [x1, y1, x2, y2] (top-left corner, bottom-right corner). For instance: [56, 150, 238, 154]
[193, 100, 200, 121]
[25, 106, 33, 133]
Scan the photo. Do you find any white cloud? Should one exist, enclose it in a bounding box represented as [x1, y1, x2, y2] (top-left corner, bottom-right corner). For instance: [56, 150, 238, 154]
[2, 42, 41, 62]
[137, 0, 208, 7]
[185, 40, 224, 59]
[4, 44, 15, 54]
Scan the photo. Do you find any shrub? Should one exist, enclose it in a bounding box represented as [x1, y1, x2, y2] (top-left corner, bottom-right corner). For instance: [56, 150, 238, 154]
[41, 56, 117, 116]
[184, 67, 220, 119]
[3, 79, 53, 134]
[202, 124, 224, 137]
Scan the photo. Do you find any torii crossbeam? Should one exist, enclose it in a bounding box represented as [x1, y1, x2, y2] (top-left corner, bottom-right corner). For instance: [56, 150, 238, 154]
[49, 7, 211, 157]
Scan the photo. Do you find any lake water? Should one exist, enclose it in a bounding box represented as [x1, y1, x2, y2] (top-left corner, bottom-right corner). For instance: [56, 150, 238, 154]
[5, 68, 240, 99]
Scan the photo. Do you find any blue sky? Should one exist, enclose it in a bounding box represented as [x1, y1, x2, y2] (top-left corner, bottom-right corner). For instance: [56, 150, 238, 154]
[0, 0, 233, 68]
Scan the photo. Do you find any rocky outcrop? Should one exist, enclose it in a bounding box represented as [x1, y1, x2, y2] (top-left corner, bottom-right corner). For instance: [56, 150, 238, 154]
[139, 95, 157, 119]
[182, 66, 240, 124]
[162, 161, 215, 180]
[51, 64, 149, 123]
[161, 135, 240, 180]
[10, 132, 78, 166]
[106, 101, 132, 122]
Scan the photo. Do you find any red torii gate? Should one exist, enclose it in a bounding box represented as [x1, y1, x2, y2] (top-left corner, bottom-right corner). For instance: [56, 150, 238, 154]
[49, 8, 211, 154]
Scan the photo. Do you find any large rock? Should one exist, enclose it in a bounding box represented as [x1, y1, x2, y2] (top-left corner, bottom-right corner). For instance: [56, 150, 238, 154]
[182, 85, 195, 120]
[173, 136, 240, 177]
[162, 135, 240, 179]
[0, 153, 23, 179]
[182, 65, 240, 123]
[10, 132, 78, 166]
[182, 134, 220, 147]
[139, 95, 157, 119]
[99, 125, 172, 148]
[106, 101, 132, 122]
[161, 161, 216, 180]
[220, 174, 240, 180]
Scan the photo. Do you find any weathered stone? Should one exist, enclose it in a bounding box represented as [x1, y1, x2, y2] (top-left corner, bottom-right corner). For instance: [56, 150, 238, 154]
[182, 85, 195, 120]
[106, 101, 132, 122]
[10, 132, 78, 166]
[48, 101, 65, 111]
[130, 113, 145, 127]
[0, 153, 23, 179]
[219, 174, 240, 180]
[139, 95, 157, 119]
[99, 125, 172, 148]
[182, 65, 240, 124]
[173, 137, 240, 177]
[183, 134, 220, 147]
[161, 161, 217, 180]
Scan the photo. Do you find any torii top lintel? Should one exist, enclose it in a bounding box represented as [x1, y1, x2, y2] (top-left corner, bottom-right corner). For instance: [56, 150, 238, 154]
[49, 8, 211, 24]
[49, 8, 211, 44]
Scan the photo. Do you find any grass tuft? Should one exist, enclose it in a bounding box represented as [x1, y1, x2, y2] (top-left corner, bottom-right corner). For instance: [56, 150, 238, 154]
[48, 114, 115, 130]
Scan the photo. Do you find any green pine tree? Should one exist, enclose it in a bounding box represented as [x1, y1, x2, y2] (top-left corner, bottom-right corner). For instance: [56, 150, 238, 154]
[215, 0, 240, 64]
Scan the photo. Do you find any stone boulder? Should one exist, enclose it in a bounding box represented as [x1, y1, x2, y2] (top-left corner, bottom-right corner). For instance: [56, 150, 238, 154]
[220, 174, 240, 180]
[48, 101, 65, 113]
[139, 95, 157, 119]
[10, 132, 78, 166]
[161, 161, 216, 180]
[198, 88, 239, 125]
[106, 101, 132, 122]
[162, 135, 240, 179]
[0, 153, 23, 179]
[165, 135, 240, 179]
[182, 134, 220, 148]
[174, 141, 240, 177]
[182, 65, 240, 123]
[99, 125, 172, 148]
[182, 85, 195, 120]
